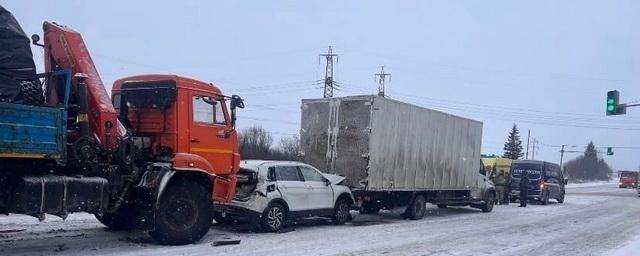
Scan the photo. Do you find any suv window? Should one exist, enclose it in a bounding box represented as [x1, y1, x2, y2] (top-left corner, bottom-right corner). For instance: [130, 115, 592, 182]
[299, 166, 325, 182]
[274, 166, 303, 181]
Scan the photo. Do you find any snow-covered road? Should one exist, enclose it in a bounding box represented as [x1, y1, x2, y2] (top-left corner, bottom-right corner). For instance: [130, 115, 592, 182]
[1, 181, 638, 256]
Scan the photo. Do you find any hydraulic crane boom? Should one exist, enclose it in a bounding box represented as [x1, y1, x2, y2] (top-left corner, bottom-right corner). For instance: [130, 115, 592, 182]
[42, 22, 126, 151]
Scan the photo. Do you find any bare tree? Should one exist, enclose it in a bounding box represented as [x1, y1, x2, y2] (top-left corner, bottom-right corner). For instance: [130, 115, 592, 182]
[239, 125, 273, 159]
[279, 134, 300, 160]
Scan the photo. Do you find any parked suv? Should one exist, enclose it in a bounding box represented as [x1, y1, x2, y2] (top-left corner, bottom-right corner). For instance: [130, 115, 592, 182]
[509, 160, 567, 204]
[214, 160, 355, 231]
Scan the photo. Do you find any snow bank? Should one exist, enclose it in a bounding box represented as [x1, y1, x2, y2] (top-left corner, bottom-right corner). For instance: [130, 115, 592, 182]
[607, 235, 640, 256]
[566, 180, 616, 188]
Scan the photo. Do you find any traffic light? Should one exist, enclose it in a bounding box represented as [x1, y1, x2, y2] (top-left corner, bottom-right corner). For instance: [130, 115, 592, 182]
[606, 90, 627, 115]
[607, 147, 614, 155]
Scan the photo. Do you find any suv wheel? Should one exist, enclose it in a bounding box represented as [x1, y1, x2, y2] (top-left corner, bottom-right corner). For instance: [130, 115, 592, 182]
[332, 199, 351, 225]
[261, 203, 285, 232]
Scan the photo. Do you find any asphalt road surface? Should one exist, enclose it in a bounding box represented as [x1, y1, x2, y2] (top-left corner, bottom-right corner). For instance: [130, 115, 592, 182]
[1, 181, 638, 256]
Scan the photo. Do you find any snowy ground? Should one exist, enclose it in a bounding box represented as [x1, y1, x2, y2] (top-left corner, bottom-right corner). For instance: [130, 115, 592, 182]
[1, 181, 639, 256]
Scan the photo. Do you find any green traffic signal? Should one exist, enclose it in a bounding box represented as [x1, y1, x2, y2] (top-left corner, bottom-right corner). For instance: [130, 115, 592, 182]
[606, 90, 619, 115]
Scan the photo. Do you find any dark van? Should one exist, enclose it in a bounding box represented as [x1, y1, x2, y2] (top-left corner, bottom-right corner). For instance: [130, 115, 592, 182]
[509, 160, 567, 205]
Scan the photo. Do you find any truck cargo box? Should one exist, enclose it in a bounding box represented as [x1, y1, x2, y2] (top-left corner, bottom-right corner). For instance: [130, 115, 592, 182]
[301, 95, 483, 192]
[0, 102, 66, 161]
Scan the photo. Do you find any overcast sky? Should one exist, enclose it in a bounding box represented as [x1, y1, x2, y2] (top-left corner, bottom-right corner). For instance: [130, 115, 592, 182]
[5, 1, 640, 170]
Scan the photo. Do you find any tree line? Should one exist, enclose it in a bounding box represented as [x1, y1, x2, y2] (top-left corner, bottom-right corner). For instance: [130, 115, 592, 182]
[239, 125, 300, 161]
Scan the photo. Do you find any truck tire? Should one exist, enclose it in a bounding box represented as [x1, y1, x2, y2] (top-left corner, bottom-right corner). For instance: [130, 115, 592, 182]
[95, 205, 135, 231]
[481, 193, 495, 213]
[149, 179, 213, 245]
[261, 203, 286, 232]
[540, 192, 549, 205]
[557, 192, 565, 204]
[332, 199, 351, 225]
[406, 195, 426, 220]
[17, 80, 44, 105]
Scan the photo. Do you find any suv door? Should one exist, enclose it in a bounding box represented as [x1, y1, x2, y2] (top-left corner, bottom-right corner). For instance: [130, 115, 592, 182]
[299, 165, 334, 210]
[272, 165, 309, 211]
[189, 95, 235, 173]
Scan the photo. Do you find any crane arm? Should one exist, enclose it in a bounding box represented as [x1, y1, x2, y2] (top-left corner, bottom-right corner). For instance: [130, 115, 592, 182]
[42, 22, 125, 151]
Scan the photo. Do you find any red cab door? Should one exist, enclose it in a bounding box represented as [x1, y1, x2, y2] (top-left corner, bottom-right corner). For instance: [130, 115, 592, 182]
[189, 94, 235, 174]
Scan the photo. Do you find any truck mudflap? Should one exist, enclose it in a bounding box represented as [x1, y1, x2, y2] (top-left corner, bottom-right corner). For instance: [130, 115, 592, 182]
[7, 175, 108, 220]
[127, 163, 174, 230]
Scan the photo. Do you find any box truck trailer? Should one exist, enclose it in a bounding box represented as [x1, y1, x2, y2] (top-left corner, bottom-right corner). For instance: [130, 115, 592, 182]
[300, 95, 495, 219]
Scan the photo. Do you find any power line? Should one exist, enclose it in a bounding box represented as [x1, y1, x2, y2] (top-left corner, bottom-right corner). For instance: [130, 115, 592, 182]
[375, 66, 391, 97]
[319, 46, 339, 98]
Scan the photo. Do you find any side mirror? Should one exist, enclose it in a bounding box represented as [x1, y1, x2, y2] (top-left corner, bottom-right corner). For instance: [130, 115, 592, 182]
[324, 178, 331, 186]
[31, 34, 44, 47]
[230, 95, 244, 109]
[229, 95, 244, 127]
[563, 178, 568, 185]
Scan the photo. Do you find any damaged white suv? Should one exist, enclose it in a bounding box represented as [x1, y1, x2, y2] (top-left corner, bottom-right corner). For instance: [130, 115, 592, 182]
[214, 160, 354, 231]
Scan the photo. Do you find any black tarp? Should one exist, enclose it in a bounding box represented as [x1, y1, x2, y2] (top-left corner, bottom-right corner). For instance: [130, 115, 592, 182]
[0, 5, 39, 103]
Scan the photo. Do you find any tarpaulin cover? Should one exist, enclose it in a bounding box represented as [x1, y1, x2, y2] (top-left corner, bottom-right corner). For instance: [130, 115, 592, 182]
[0, 5, 38, 103]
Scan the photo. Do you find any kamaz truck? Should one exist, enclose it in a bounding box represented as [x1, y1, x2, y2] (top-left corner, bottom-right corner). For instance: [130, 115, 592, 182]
[0, 6, 244, 244]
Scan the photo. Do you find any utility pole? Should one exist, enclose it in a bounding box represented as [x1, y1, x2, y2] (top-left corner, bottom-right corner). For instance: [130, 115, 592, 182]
[375, 66, 391, 97]
[559, 144, 565, 171]
[531, 138, 536, 160]
[525, 130, 531, 160]
[319, 46, 338, 98]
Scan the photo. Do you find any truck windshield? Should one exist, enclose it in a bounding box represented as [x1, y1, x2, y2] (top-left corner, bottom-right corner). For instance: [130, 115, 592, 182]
[620, 172, 636, 178]
[511, 164, 542, 179]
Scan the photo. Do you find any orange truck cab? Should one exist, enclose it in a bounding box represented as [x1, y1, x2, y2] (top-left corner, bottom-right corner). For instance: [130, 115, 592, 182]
[111, 74, 242, 202]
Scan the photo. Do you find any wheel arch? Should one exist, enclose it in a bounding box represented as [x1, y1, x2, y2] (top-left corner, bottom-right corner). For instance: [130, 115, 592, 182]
[267, 198, 290, 216]
[336, 192, 355, 205]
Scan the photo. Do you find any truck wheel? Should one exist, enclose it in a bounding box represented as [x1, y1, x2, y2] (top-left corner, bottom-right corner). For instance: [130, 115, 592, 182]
[437, 204, 447, 209]
[332, 199, 351, 225]
[359, 202, 381, 214]
[481, 193, 495, 212]
[95, 205, 135, 230]
[149, 179, 213, 245]
[406, 195, 426, 220]
[261, 203, 286, 232]
[540, 192, 549, 205]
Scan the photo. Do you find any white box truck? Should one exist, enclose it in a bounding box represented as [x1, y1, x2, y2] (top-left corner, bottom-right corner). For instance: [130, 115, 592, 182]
[300, 95, 495, 219]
